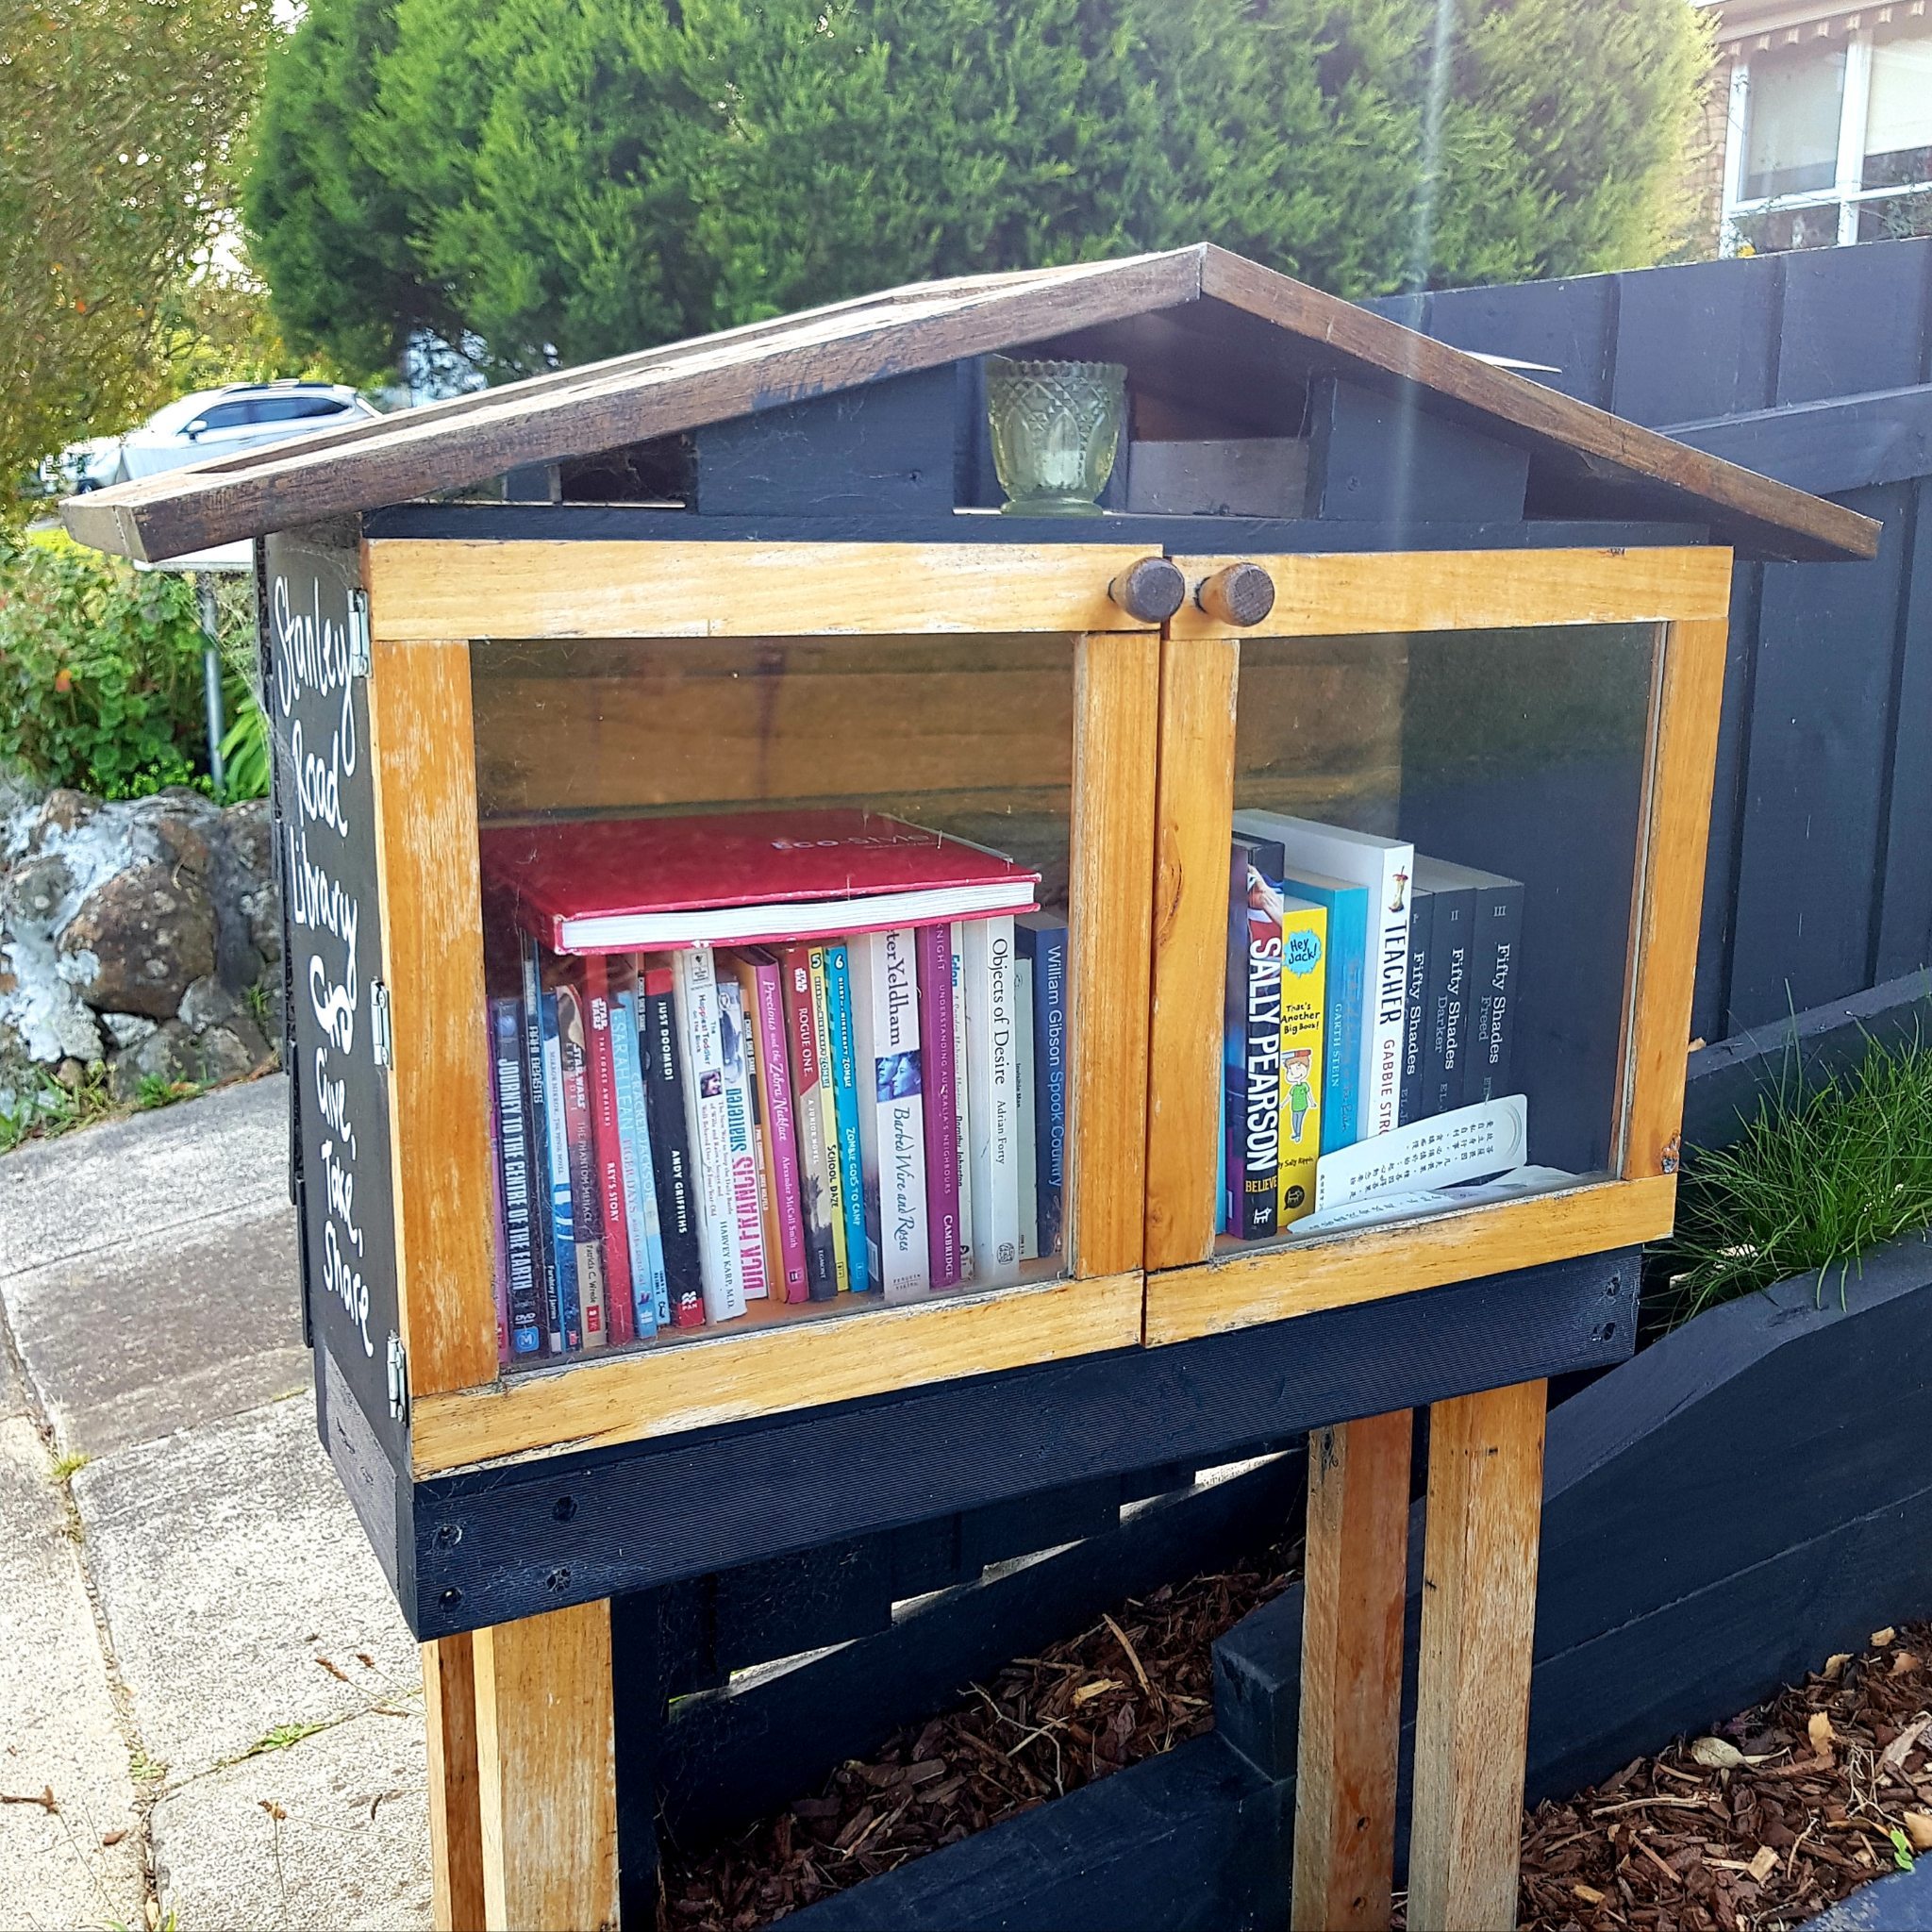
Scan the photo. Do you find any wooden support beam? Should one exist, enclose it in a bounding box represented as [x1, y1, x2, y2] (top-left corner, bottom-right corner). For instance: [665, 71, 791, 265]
[423, 1635, 487, 1932]
[1291, 1409, 1413, 1932]
[473, 1601, 620, 1932]
[1408, 1379, 1548, 1932]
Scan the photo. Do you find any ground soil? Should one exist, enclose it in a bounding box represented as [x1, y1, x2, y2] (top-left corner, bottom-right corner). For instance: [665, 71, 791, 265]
[663, 1584, 1932, 1932]
[1516, 1620, 1932, 1932]
[658, 1539, 1299, 1928]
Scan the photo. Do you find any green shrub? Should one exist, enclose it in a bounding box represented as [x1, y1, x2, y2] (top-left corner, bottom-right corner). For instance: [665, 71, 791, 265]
[1653, 1036, 1932, 1333]
[0, 533, 212, 799]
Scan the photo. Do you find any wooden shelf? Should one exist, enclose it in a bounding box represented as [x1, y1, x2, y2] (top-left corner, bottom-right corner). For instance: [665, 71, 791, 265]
[409, 1268, 1142, 1475]
[1143, 1174, 1674, 1347]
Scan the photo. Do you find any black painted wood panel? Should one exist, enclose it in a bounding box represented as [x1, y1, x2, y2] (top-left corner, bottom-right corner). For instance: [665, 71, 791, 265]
[1376, 239, 1932, 1047]
[407, 1249, 1636, 1639]
[264, 526, 405, 1477]
[1729, 482, 1910, 1029]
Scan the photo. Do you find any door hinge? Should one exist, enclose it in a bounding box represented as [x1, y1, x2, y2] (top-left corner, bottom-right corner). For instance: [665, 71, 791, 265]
[348, 589, 373, 678]
[371, 980, 394, 1069]
[386, 1332, 409, 1424]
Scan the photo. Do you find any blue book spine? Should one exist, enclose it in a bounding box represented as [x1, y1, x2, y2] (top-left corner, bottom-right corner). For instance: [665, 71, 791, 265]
[539, 990, 582, 1350]
[1278, 874, 1369, 1154]
[1017, 917, 1068, 1258]
[611, 987, 668, 1335]
[824, 943, 872, 1293]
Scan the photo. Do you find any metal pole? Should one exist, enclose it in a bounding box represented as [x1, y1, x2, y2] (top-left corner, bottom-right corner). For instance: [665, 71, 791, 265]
[196, 575, 225, 795]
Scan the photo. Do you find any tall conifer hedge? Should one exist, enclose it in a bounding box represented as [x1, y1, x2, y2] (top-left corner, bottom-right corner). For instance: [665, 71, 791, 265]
[245, 0, 1709, 378]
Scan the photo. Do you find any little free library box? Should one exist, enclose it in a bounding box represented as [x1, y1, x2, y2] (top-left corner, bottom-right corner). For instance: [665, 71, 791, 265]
[65, 246, 1875, 1932]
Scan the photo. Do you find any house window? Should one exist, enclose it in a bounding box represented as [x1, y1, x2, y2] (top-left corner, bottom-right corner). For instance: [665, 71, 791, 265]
[1864, 35, 1932, 188]
[1723, 25, 1932, 254]
[1742, 44, 1846, 198]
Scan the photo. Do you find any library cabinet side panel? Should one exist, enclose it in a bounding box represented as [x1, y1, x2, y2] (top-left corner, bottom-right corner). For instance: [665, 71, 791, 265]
[416, 623, 1155, 1471]
[1145, 614, 1672, 1338]
[261, 527, 407, 1470]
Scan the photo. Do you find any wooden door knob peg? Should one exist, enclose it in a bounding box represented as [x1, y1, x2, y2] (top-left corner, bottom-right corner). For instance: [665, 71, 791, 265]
[1194, 562, 1275, 627]
[1108, 556, 1187, 624]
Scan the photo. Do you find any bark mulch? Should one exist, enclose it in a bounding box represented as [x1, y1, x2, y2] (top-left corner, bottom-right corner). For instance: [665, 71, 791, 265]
[1517, 1620, 1932, 1932]
[658, 1539, 1299, 1930]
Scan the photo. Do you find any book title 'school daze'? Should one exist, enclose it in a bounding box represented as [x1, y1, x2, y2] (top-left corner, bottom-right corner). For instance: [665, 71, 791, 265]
[484, 823, 1072, 1364]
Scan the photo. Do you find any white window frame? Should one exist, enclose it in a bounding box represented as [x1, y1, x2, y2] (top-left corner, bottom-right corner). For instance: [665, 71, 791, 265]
[1722, 22, 1932, 253]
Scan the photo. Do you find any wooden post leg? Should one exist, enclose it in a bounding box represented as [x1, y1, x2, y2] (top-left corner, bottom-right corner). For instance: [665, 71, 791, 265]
[424, 1635, 487, 1931]
[1291, 1409, 1413, 1932]
[1407, 1380, 1548, 1932]
[473, 1600, 620, 1932]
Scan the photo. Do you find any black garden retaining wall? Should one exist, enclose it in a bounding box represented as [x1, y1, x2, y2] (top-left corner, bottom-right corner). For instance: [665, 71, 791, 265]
[772, 1229, 1932, 1930]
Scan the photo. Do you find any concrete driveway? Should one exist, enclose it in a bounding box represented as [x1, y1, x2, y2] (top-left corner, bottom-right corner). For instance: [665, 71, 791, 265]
[0, 1076, 431, 1930]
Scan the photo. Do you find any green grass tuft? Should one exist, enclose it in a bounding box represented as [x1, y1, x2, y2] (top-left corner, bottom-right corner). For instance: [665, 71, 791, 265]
[0, 1061, 113, 1155]
[48, 1449, 89, 1485]
[1654, 1035, 1932, 1333]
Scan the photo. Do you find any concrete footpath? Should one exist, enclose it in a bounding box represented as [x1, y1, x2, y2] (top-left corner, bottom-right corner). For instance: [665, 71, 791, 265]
[0, 1076, 432, 1931]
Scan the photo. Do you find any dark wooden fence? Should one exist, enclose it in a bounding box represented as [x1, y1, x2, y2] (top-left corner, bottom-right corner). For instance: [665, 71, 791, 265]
[1370, 237, 1932, 1045]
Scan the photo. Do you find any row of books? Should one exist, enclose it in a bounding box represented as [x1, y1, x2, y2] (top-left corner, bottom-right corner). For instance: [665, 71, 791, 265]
[1221, 810, 1524, 1241]
[486, 914, 1070, 1362]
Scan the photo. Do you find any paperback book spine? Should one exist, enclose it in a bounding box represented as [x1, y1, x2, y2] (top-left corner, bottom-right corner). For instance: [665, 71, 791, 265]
[1425, 886, 1475, 1118]
[1396, 888, 1436, 1127]
[962, 913, 1021, 1286]
[674, 944, 747, 1324]
[516, 937, 558, 1347]
[1017, 913, 1067, 1260]
[824, 943, 873, 1295]
[716, 979, 770, 1301]
[1276, 874, 1367, 1156]
[1239, 864, 1284, 1242]
[1467, 878, 1524, 1106]
[949, 923, 974, 1283]
[849, 927, 930, 1301]
[552, 973, 609, 1349]
[734, 952, 809, 1303]
[808, 947, 853, 1293]
[638, 964, 706, 1327]
[1276, 897, 1327, 1228]
[611, 972, 668, 1336]
[487, 1032, 509, 1365]
[1014, 954, 1039, 1259]
[777, 947, 838, 1301]
[916, 923, 963, 1290]
[489, 997, 544, 1357]
[581, 954, 635, 1344]
[538, 991, 582, 1352]
[1367, 858, 1412, 1141]
[1227, 835, 1285, 1236]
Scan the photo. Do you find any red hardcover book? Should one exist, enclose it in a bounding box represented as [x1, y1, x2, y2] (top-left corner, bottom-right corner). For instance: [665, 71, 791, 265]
[480, 808, 1040, 955]
[581, 953, 635, 1344]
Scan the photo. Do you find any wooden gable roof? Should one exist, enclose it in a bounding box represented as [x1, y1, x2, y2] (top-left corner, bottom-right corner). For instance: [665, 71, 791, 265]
[62, 244, 1878, 565]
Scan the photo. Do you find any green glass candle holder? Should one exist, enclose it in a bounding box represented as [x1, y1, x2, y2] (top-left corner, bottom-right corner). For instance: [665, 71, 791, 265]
[985, 356, 1126, 516]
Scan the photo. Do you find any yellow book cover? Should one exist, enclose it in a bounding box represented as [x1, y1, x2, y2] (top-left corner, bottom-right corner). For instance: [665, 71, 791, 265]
[808, 946, 851, 1291]
[1278, 897, 1327, 1225]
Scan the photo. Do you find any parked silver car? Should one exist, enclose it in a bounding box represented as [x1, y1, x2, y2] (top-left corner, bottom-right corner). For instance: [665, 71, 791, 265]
[59, 380, 380, 491]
